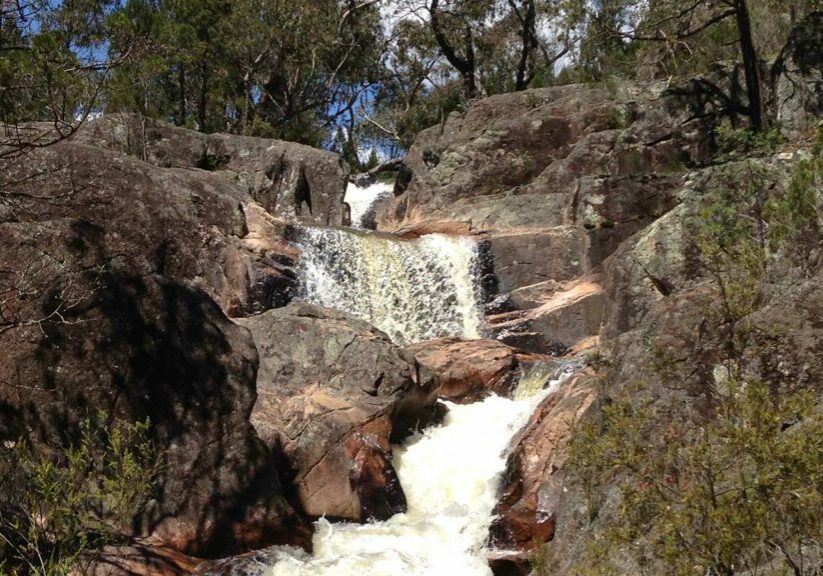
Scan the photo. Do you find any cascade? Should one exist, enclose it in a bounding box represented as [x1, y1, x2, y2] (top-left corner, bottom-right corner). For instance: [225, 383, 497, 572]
[263, 369, 572, 576]
[344, 180, 394, 228]
[297, 227, 485, 346]
[264, 182, 567, 575]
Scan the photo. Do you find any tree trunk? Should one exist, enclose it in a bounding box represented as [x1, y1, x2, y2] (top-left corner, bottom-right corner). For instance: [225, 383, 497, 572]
[735, 0, 764, 131]
[177, 66, 187, 126]
[198, 64, 209, 131]
[510, 0, 537, 91]
[429, 0, 478, 99]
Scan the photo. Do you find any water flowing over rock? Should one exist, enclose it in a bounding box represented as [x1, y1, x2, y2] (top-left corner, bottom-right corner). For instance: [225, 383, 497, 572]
[490, 371, 596, 552]
[297, 228, 485, 345]
[258, 370, 571, 576]
[344, 181, 395, 229]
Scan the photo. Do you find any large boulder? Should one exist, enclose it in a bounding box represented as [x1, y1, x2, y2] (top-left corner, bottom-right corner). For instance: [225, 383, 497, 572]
[773, 12, 823, 136]
[0, 267, 305, 556]
[72, 114, 348, 226]
[0, 143, 310, 556]
[371, 81, 718, 356]
[405, 338, 521, 401]
[237, 303, 440, 522]
[375, 83, 711, 234]
[0, 141, 299, 317]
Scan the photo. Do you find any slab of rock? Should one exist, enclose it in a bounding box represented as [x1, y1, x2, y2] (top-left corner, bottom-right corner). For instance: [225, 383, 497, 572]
[0, 141, 301, 317]
[83, 541, 202, 576]
[376, 83, 712, 234]
[484, 228, 590, 294]
[0, 268, 305, 556]
[489, 278, 606, 354]
[405, 338, 521, 401]
[237, 303, 440, 522]
[72, 113, 348, 226]
[489, 373, 596, 551]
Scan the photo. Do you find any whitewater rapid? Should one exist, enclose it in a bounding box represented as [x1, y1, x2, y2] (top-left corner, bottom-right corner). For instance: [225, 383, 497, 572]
[297, 227, 484, 345]
[264, 372, 567, 576]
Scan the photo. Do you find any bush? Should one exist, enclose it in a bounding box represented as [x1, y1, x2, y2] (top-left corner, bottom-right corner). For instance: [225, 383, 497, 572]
[716, 124, 784, 157]
[0, 414, 161, 576]
[556, 148, 823, 575]
[567, 379, 823, 576]
[766, 129, 823, 275]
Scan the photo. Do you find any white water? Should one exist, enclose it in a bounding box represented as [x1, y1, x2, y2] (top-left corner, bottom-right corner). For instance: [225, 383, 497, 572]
[297, 227, 485, 345]
[344, 181, 394, 228]
[265, 373, 568, 576]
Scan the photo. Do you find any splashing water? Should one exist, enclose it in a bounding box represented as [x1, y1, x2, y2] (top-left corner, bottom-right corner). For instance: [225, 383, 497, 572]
[297, 227, 485, 345]
[264, 371, 571, 576]
[344, 181, 394, 228]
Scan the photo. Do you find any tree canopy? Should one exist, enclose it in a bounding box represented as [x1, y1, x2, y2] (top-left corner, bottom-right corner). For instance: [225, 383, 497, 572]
[1, 0, 820, 162]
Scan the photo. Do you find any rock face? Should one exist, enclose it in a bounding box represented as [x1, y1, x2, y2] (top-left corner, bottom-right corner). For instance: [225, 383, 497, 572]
[773, 12, 823, 135]
[73, 113, 348, 226]
[1, 139, 301, 318]
[372, 81, 715, 355]
[0, 264, 304, 555]
[238, 303, 440, 522]
[376, 83, 708, 233]
[0, 119, 356, 556]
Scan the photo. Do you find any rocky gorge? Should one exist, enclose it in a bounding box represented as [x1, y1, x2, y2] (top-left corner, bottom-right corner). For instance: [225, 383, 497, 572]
[1, 11, 822, 576]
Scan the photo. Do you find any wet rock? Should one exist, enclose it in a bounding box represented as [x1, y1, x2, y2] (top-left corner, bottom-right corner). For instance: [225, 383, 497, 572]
[488, 554, 532, 576]
[83, 541, 202, 576]
[490, 373, 596, 551]
[490, 278, 606, 354]
[405, 338, 520, 401]
[237, 303, 440, 522]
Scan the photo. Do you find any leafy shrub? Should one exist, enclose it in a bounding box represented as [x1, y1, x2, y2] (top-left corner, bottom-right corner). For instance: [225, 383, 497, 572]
[566, 378, 823, 576]
[716, 124, 785, 157]
[766, 129, 823, 275]
[555, 147, 823, 575]
[0, 414, 161, 576]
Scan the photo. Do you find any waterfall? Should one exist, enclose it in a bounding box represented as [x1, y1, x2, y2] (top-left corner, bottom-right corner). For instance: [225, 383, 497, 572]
[344, 181, 394, 228]
[263, 370, 571, 576]
[297, 227, 485, 346]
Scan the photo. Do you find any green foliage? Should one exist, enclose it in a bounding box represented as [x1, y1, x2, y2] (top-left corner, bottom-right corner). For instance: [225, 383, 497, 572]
[0, 414, 161, 576]
[605, 106, 630, 130]
[716, 124, 785, 157]
[766, 129, 823, 275]
[691, 163, 772, 349]
[558, 149, 823, 575]
[567, 380, 823, 576]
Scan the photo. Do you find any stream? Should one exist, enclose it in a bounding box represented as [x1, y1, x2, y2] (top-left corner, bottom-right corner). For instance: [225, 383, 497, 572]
[259, 181, 566, 575]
